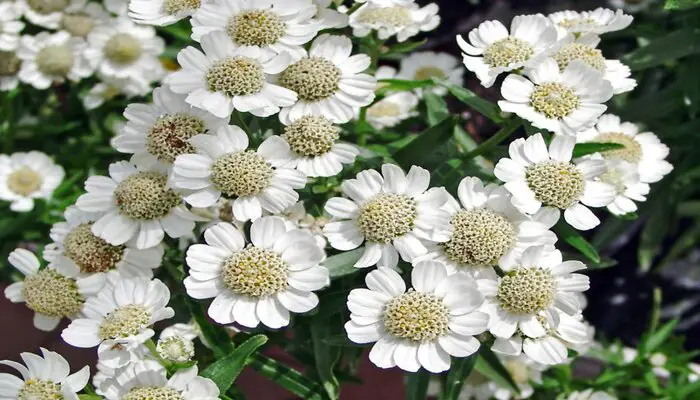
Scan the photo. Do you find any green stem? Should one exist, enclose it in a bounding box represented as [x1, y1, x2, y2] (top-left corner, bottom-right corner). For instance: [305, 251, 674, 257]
[460, 118, 521, 161]
[249, 353, 324, 400]
[145, 338, 172, 368]
[649, 287, 662, 334]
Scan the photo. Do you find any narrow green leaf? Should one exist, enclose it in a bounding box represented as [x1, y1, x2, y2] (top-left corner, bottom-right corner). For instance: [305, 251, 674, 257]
[377, 79, 433, 94]
[201, 334, 268, 393]
[461, 118, 521, 161]
[440, 354, 478, 400]
[638, 194, 674, 270]
[324, 248, 363, 278]
[555, 222, 601, 263]
[474, 348, 520, 395]
[572, 142, 625, 158]
[249, 353, 324, 400]
[643, 319, 679, 354]
[311, 320, 341, 400]
[392, 116, 457, 167]
[385, 39, 427, 54]
[424, 92, 449, 127]
[405, 370, 432, 400]
[624, 28, 700, 70]
[79, 396, 103, 400]
[436, 80, 503, 123]
[187, 300, 234, 358]
[665, 0, 700, 9]
[675, 378, 700, 398]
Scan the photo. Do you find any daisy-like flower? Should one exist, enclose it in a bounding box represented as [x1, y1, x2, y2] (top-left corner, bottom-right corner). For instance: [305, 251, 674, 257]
[345, 261, 488, 373]
[495, 133, 616, 230]
[277, 34, 376, 124]
[166, 30, 297, 118]
[0, 348, 89, 399]
[0, 49, 22, 91]
[62, 277, 174, 367]
[82, 76, 152, 110]
[593, 158, 649, 216]
[105, 0, 128, 15]
[551, 33, 636, 94]
[4, 248, 104, 331]
[0, 3, 24, 51]
[418, 177, 557, 277]
[313, 0, 349, 29]
[567, 390, 617, 400]
[44, 206, 164, 283]
[76, 161, 203, 249]
[171, 125, 306, 221]
[156, 323, 198, 363]
[15, 0, 84, 29]
[16, 31, 93, 90]
[365, 92, 419, 130]
[548, 8, 633, 37]
[0, 151, 64, 212]
[460, 354, 547, 400]
[498, 58, 613, 136]
[280, 115, 359, 177]
[60, 0, 110, 38]
[129, 0, 201, 26]
[456, 15, 558, 88]
[112, 85, 230, 170]
[395, 51, 463, 97]
[280, 200, 328, 248]
[577, 114, 673, 184]
[85, 17, 165, 84]
[184, 218, 329, 328]
[348, 1, 440, 42]
[323, 164, 451, 269]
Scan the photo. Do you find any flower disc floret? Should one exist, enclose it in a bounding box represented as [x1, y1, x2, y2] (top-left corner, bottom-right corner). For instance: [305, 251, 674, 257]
[156, 336, 195, 363]
[36, 45, 74, 76]
[221, 245, 289, 297]
[227, 9, 286, 47]
[282, 115, 340, 157]
[98, 304, 152, 340]
[356, 193, 417, 243]
[18, 380, 63, 400]
[525, 161, 585, 209]
[22, 269, 83, 318]
[558, 18, 597, 30]
[210, 151, 274, 197]
[0, 51, 22, 76]
[7, 167, 42, 196]
[164, 0, 200, 15]
[356, 6, 413, 27]
[104, 33, 143, 65]
[26, 0, 68, 14]
[496, 267, 556, 314]
[114, 172, 181, 220]
[383, 290, 449, 342]
[366, 102, 401, 118]
[64, 223, 125, 273]
[147, 113, 206, 163]
[529, 82, 580, 119]
[482, 37, 534, 68]
[414, 66, 446, 81]
[61, 13, 96, 38]
[123, 387, 184, 400]
[596, 132, 642, 163]
[554, 43, 606, 72]
[279, 57, 341, 102]
[441, 208, 516, 267]
[206, 57, 265, 97]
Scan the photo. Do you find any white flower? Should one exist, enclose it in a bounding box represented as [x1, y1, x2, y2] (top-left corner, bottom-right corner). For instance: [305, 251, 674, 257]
[460, 354, 547, 400]
[577, 114, 673, 183]
[76, 161, 203, 249]
[17, 31, 93, 89]
[0, 348, 89, 399]
[166, 30, 296, 118]
[594, 158, 649, 216]
[184, 218, 329, 328]
[567, 389, 617, 400]
[365, 92, 419, 130]
[549, 8, 633, 37]
[456, 15, 558, 88]
[191, 0, 322, 58]
[345, 261, 488, 373]
[62, 277, 174, 368]
[313, 0, 349, 29]
[279, 115, 359, 177]
[0, 3, 24, 51]
[499, 58, 613, 136]
[156, 323, 198, 363]
[348, 2, 440, 42]
[323, 164, 451, 269]
[0, 151, 65, 212]
[82, 76, 152, 110]
[608, 0, 655, 13]
[59, 0, 110, 38]
[495, 133, 616, 231]
[0, 49, 21, 91]
[280, 200, 328, 248]
[396, 51, 464, 97]
[44, 206, 164, 283]
[171, 125, 306, 221]
[15, 0, 84, 29]
[278, 34, 376, 124]
[105, 0, 128, 15]
[113, 85, 230, 170]
[417, 177, 558, 276]
[3, 248, 104, 331]
[129, 0, 200, 26]
[85, 17, 165, 85]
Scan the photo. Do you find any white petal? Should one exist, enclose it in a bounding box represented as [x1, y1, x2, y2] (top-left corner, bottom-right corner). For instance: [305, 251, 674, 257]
[523, 336, 568, 365]
[411, 260, 447, 293]
[564, 203, 600, 231]
[438, 332, 481, 357]
[365, 268, 405, 297]
[417, 341, 451, 373]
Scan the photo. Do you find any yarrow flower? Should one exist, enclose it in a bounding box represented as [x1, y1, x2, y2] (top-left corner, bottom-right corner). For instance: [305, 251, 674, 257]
[62, 277, 175, 368]
[15, 0, 85, 29]
[156, 324, 197, 363]
[0, 49, 22, 91]
[323, 164, 451, 269]
[184, 218, 329, 328]
[313, 0, 349, 30]
[0, 151, 65, 212]
[129, 0, 201, 26]
[591, 158, 649, 217]
[495, 133, 616, 230]
[348, 1, 440, 42]
[170, 125, 307, 221]
[365, 92, 419, 130]
[456, 14, 558, 88]
[566, 389, 617, 400]
[0, 348, 89, 399]
[17, 31, 93, 89]
[345, 261, 488, 373]
[459, 354, 548, 399]
[548, 8, 633, 37]
[76, 161, 203, 249]
[0, 3, 24, 51]
[395, 51, 464, 97]
[59, 0, 110, 39]
[498, 58, 613, 136]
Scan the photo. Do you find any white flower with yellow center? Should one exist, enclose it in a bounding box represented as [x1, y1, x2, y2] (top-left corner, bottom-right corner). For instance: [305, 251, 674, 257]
[170, 125, 306, 221]
[184, 218, 329, 328]
[0, 348, 89, 400]
[59, 0, 110, 39]
[499, 58, 613, 136]
[313, 0, 349, 30]
[76, 161, 204, 249]
[62, 277, 175, 368]
[4, 248, 104, 331]
[15, 0, 84, 29]
[113, 86, 230, 170]
[129, 0, 201, 26]
[592, 157, 649, 216]
[365, 92, 419, 130]
[348, 1, 440, 42]
[82, 76, 152, 110]
[549, 8, 633, 37]
[0, 49, 22, 91]
[494, 133, 616, 231]
[0, 3, 24, 51]
[345, 261, 488, 373]
[395, 51, 464, 97]
[417, 177, 558, 276]
[577, 114, 673, 184]
[456, 15, 558, 88]
[323, 164, 451, 269]
[280, 200, 328, 248]
[278, 34, 376, 124]
[156, 324, 197, 363]
[16, 31, 93, 89]
[567, 390, 617, 400]
[0, 151, 64, 212]
[166, 30, 297, 118]
[279, 115, 359, 177]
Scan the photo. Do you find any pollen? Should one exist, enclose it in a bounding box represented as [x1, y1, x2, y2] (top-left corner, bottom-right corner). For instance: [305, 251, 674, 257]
[496, 267, 556, 315]
[356, 193, 417, 243]
[104, 33, 143, 65]
[156, 335, 195, 363]
[18, 379, 64, 400]
[221, 245, 289, 297]
[64, 223, 125, 274]
[210, 151, 274, 197]
[122, 387, 184, 400]
[206, 57, 265, 97]
[356, 6, 413, 27]
[554, 43, 606, 72]
[147, 113, 206, 163]
[282, 115, 340, 157]
[22, 269, 83, 318]
[279, 57, 341, 102]
[227, 9, 286, 47]
[483, 37, 534, 68]
[441, 208, 516, 267]
[595, 132, 642, 163]
[7, 167, 42, 196]
[98, 304, 152, 340]
[530, 82, 580, 119]
[525, 161, 585, 209]
[114, 172, 181, 220]
[383, 290, 450, 342]
[36, 45, 74, 77]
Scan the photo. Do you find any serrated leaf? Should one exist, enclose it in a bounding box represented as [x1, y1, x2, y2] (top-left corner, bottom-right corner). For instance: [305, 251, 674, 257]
[201, 334, 268, 393]
[435, 80, 503, 123]
[324, 248, 364, 278]
[474, 348, 520, 395]
[405, 370, 431, 400]
[555, 222, 601, 263]
[392, 116, 457, 168]
[572, 142, 625, 158]
[624, 28, 700, 70]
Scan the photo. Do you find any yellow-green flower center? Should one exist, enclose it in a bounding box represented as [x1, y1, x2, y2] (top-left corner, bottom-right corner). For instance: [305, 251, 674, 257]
[64, 223, 125, 274]
[599, 168, 626, 195]
[557, 17, 598, 31]
[356, 193, 417, 243]
[22, 269, 83, 318]
[18, 379, 63, 400]
[61, 12, 96, 38]
[26, 0, 68, 14]
[414, 66, 446, 81]
[367, 102, 402, 118]
[279, 57, 341, 102]
[147, 113, 206, 163]
[221, 245, 289, 297]
[99, 304, 151, 340]
[164, 0, 200, 15]
[206, 56, 265, 97]
[210, 151, 274, 197]
[525, 161, 585, 209]
[441, 208, 516, 267]
[0, 50, 21, 76]
[36, 45, 74, 77]
[497, 267, 556, 314]
[595, 132, 642, 163]
[383, 290, 449, 342]
[227, 9, 286, 47]
[7, 167, 42, 196]
[356, 6, 413, 27]
[530, 82, 580, 119]
[122, 387, 184, 400]
[282, 115, 339, 157]
[156, 336, 195, 363]
[114, 172, 181, 220]
[104, 33, 143, 65]
[554, 43, 606, 72]
[483, 37, 534, 68]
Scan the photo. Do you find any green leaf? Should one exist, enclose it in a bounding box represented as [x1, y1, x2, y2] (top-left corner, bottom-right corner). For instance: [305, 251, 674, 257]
[405, 370, 432, 400]
[665, 0, 700, 9]
[325, 248, 363, 278]
[461, 118, 521, 161]
[639, 192, 674, 270]
[311, 320, 341, 400]
[572, 142, 625, 158]
[249, 353, 324, 399]
[385, 39, 427, 55]
[555, 222, 601, 263]
[187, 300, 234, 358]
[424, 92, 449, 127]
[377, 79, 433, 95]
[440, 354, 478, 400]
[392, 116, 457, 168]
[624, 28, 700, 71]
[79, 396, 103, 400]
[201, 334, 268, 393]
[474, 348, 520, 395]
[643, 319, 678, 354]
[436, 80, 503, 123]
